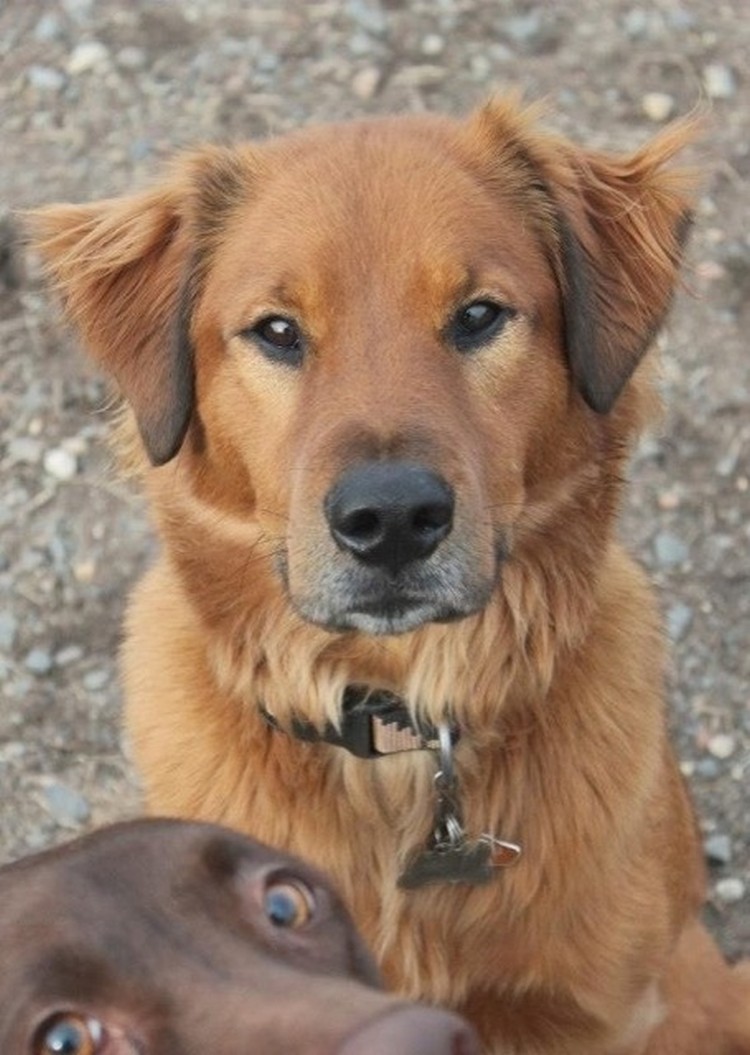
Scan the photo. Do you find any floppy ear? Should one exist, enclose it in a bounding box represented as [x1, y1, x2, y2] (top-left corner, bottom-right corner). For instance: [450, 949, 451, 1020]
[554, 124, 695, 413]
[473, 100, 696, 413]
[28, 149, 249, 465]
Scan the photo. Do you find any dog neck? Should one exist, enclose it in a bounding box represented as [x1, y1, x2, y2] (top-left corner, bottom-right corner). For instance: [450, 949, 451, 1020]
[259, 685, 460, 759]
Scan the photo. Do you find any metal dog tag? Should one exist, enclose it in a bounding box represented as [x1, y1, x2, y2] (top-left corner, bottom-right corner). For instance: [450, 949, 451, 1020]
[397, 722, 522, 889]
[480, 834, 522, 869]
[398, 838, 495, 889]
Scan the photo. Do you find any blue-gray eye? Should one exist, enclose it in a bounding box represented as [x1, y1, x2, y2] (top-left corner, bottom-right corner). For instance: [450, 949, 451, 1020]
[264, 878, 314, 928]
[241, 316, 304, 366]
[34, 1013, 103, 1055]
[452, 300, 514, 350]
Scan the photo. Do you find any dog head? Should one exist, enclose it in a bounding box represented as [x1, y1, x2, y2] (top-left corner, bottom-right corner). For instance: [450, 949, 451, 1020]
[30, 99, 693, 638]
[0, 820, 478, 1054]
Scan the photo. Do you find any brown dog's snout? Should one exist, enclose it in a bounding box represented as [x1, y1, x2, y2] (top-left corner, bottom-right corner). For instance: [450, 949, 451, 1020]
[325, 463, 454, 576]
[337, 1005, 480, 1055]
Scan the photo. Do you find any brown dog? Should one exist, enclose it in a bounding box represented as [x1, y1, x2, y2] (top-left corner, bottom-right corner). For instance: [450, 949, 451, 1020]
[31, 98, 750, 1054]
[0, 819, 478, 1055]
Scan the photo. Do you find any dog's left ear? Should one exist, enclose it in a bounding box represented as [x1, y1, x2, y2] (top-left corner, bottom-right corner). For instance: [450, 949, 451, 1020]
[552, 123, 696, 413]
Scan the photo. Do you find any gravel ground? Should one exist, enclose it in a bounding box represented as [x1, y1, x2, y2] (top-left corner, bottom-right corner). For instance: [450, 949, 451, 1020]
[1, 0, 748, 958]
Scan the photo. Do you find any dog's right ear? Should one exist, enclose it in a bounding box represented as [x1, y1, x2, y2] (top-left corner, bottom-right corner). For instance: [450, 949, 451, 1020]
[28, 149, 249, 465]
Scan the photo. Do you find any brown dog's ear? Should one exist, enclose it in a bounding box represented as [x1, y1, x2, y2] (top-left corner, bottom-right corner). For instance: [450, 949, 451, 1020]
[473, 100, 696, 413]
[28, 149, 249, 464]
[553, 124, 695, 413]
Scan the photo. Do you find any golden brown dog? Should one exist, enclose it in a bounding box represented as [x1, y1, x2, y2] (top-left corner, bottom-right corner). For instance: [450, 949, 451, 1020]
[32, 98, 750, 1054]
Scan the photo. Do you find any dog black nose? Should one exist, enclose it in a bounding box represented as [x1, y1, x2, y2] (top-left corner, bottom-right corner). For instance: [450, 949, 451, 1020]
[325, 463, 454, 575]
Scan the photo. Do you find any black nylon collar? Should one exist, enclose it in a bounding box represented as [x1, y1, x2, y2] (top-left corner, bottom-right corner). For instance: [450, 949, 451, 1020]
[260, 685, 459, 759]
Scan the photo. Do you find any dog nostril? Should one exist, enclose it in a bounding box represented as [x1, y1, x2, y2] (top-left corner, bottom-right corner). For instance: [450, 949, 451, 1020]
[341, 508, 382, 542]
[412, 502, 452, 536]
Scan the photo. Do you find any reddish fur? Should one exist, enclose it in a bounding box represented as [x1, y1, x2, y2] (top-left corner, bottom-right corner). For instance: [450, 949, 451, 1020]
[31, 99, 749, 1054]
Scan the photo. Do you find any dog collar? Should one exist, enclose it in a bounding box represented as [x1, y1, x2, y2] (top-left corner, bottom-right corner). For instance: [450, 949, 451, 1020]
[259, 685, 459, 759]
[261, 691, 520, 886]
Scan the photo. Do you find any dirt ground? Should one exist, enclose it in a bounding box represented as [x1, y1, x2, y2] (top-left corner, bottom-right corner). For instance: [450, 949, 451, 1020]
[1, 0, 748, 960]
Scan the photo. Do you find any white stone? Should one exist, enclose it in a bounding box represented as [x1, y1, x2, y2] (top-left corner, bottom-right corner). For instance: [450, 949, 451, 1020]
[43, 447, 78, 481]
[351, 66, 381, 100]
[421, 33, 445, 56]
[715, 878, 746, 904]
[707, 734, 736, 760]
[67, 41, 110, 75]
[703, 63, 736, 100]
[641, 92, 675, 122]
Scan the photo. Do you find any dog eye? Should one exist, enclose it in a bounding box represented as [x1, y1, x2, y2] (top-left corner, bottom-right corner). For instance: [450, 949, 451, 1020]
[33, 1012, 104, 1055]
[264, 877, 315, 928]
[241, 316, 304, 367]
[451, 300, 514, 350]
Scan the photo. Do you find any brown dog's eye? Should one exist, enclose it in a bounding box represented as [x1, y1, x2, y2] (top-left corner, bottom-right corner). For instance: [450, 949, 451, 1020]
[451, 300, 514, 351]
[264, 877, 315, 928]
[34, 1013, 104, 1055]
[242, 316, 304, 367]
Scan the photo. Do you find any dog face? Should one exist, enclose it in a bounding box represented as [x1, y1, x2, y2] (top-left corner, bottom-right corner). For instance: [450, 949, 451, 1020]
[31, 100, 692, 638]
[0, 821, 478, 1054]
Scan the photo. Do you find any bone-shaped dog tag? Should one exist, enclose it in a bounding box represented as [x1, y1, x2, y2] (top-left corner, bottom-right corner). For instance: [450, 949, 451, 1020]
[398, 839, 495, 889]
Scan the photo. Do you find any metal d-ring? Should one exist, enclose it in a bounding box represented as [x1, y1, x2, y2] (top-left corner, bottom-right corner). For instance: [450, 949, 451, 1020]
[431, 722, 465, 849]
[437, 722, 455, 784]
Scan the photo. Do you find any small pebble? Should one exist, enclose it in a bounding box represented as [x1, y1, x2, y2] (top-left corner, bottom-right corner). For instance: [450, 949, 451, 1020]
[73, 559, 96, 583]
[623, 9, 649, 38]
[657, 488, 681, 511]
[503, 11, 542, 45]
[703, 833, 732, 866]
[0, 611, 18, 651]
[67, 41, 109, 75]
[83, 668, 109, 691]
[8, 437, 43, 464]
[129, 138, 153, 162]
[25, 648, 53, 676]
[0, 741, 26, 763]
[702, 63, 736, 100]
[716, 448, 740, 477]
[346, 0, 387, 37]
[393, 65, 445, 88]
[641, 92, 675, 122]
[707, 734, 736, 760]
[666, 602, 693, 641]
[654, 531, 688, 567]
[55, 645, 84, 667]
[348, 32, 374, 57]
[695, 758, 720, 780]
[351, 66, 381, 100]
[667, 8, 696, 31]
[116, 46, 146, 70]
[27, 66, 66, 92]
[43, 447, 78, 481]
[421, 33, 445, 56]
[41, 782, 91, 828]
[257, 50, 280, 72]
[714, 877, 746, 904]
[470, 55, 492, 79]
[61, 0, 94, 16]
[34, 13, 65, 42]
